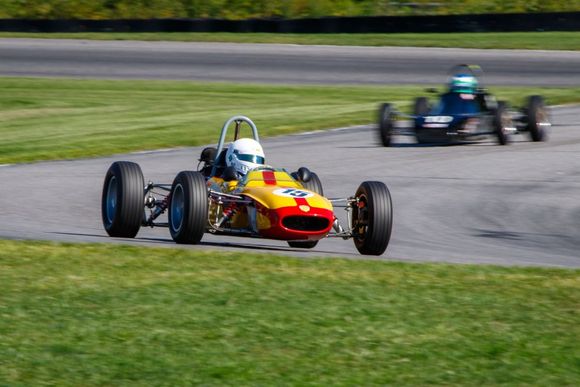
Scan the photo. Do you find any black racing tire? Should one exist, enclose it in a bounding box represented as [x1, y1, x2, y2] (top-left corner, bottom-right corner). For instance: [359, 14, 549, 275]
[287, 171, 323, 249]
[413, 97, 430, 116]
[493, 101, 511, 146]
[301, 172, 323, 196]
[288, 240, 318, 249]
[101, 161, 144, 238]
[351, 181, 393, 256]
[168, 171, 208, 244]
[526, 95, 549, 142]
[378, 103, 395, 147]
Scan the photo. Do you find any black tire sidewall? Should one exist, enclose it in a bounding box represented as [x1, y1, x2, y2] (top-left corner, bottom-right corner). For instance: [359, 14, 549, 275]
[301, 172, 323, 196]
[378, 103, 393, 147]
[352, 181, 393, 255]
[101, 161, 144, 238]
[527, 95, 547, 142]
[168, 171, 208, 244]
[413, 97, 430, 116]
[494, 101, 510, 145]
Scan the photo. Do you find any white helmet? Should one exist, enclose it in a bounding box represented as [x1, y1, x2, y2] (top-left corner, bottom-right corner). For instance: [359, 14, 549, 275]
[225, 138, 265, 177]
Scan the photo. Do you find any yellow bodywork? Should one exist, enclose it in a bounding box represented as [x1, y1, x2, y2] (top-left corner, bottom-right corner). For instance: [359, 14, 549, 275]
[208, 169, 333, 231]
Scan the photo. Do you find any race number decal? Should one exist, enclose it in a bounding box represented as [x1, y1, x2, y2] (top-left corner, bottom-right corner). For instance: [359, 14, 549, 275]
[273, 188, 314, 198]
[424, 116, 453, 123]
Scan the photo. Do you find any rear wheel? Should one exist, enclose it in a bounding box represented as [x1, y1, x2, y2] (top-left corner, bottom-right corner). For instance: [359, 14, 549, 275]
[288, 170, 323, 249]
[526, 95, 549, 142]
[378, 103, 395, 147]
[101, 161, 144, 238]
[351, 181, 393, 256]
[494, 101, 511, 146]
[168, 171, 208, 244]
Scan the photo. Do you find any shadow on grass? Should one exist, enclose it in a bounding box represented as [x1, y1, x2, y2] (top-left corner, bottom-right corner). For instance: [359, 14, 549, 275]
[49, 231, 358, 256]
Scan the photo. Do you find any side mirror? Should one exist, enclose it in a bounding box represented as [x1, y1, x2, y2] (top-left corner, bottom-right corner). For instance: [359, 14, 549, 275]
[222, 166, 238, 182]
[292, 167, 312, 182]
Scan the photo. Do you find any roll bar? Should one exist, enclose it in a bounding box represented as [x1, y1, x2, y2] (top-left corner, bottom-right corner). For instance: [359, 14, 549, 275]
[210, 115, 260, 177]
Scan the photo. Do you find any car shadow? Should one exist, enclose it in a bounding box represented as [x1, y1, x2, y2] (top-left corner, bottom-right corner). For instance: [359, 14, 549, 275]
[49, 231, 354, 256]
[474, 230, 523, 241]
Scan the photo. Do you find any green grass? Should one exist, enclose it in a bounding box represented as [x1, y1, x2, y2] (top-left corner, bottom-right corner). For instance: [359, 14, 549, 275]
[3, 31, 580, 50]
[0, 240, 578, 385]
[2, 77, 580, 164]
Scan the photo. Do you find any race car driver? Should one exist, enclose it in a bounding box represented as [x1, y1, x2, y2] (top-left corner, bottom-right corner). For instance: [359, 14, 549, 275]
[225, 138, 266, 179]
[433, 73, 481, 115]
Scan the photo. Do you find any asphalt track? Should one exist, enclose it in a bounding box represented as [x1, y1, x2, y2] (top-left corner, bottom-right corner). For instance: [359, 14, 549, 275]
[0, 39, 579, 267]
[1, 104, 579, 267]
[1, 38, 580, 85]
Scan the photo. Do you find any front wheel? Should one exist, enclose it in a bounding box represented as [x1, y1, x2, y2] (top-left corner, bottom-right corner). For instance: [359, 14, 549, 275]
[168, 171, 208, 244]
[101, 161, 144, 238]
[378, 103, 395, 147]
[351, 181, 393, 256]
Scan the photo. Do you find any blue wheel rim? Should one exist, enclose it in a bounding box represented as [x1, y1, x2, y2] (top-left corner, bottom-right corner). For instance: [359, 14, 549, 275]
[106, 176, 117, 224]
[171, 183, 184, 232]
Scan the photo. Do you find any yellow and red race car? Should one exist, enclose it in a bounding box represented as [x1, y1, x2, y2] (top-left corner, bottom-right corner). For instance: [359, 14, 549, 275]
[101, 116, 393, 255]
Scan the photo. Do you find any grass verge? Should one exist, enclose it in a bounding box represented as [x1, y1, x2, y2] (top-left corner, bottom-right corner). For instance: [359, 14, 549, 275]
[0, 240, 578, 385]
[2, 77, 580, 164]
[2, 31, 580, 50]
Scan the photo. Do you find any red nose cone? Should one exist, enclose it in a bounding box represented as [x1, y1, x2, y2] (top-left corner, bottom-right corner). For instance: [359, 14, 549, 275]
[261, 205, 334, 241]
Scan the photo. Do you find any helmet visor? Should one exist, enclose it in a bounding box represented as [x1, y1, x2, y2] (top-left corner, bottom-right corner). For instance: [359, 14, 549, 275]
[451, 75, 477, 93]
[237, 154, 265, 164]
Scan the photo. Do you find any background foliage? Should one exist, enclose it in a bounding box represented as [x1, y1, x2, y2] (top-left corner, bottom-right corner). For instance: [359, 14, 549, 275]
[0, 0, 579, 19]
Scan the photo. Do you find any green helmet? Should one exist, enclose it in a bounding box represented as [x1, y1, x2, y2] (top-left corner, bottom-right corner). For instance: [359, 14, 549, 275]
[449, 73, 478, 94]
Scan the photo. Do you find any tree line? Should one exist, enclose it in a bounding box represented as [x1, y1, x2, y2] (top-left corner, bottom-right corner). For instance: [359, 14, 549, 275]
[0, 0, 578, 19]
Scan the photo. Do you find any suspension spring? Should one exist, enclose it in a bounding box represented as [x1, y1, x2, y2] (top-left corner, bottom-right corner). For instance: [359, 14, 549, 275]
[218, 203, 238, 228]
[148, 196, 169, 225]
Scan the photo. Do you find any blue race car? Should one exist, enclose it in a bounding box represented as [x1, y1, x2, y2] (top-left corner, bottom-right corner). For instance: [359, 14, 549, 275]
[378, 65, 551, 146]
